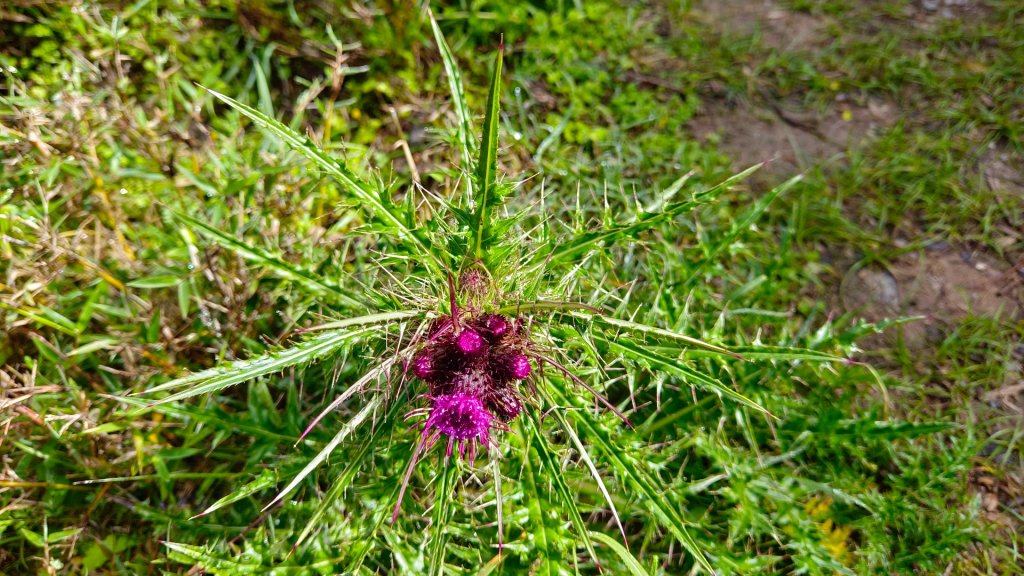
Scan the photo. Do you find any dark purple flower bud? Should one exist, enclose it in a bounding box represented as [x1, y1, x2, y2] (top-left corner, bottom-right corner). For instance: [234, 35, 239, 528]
[488, 386, 523, 421]
[507, 353, 531, 380]
[456, 329, 486, 357]
[412, 350, 435, 381]
[482, 314, 509, 340]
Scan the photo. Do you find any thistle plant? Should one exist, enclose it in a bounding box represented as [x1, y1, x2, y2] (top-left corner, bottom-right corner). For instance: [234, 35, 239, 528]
[133, 11, 848, 575]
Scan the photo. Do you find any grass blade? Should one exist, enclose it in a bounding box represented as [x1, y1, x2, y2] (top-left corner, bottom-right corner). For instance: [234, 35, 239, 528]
[589, 531, 650, 576]
[174, 211, 363, 308]
[471, 40, 504, 260]
[428, 8, 475, 176]
[191, 468, 277, 519]
[201, 86, 443, 274]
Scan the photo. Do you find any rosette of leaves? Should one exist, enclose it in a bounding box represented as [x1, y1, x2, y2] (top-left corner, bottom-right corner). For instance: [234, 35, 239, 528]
[133, 10, 857, 576]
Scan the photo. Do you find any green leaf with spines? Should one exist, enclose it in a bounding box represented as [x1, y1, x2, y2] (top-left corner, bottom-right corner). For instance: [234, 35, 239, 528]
[524, 412, 601, 571]
[601, 335, 774, 419]
[263, 394, 382, 511]
[547, 379, 716, 574]
[200, 86, 444, 275]
[470, 40, 504, 261]
[174, 211, 364, 308]
[524, 164, 763, 278]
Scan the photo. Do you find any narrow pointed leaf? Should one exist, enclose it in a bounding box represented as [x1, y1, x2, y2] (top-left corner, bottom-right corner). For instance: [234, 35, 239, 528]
[263, 394, 381, 511]
[428, 462, 460, 576]
[684, 173, 802, 288]
[137, 327, 373, 406]
[428, 8, 475, 174]
[548, 381, 716, 574]
[520, 430, 559, 576]
[538, 387, 628, 547]
[673, 345, 846, 362]
[602, 336, 773, 418]
[191, 469, 277, 519]
[300, 310, 424, 333]
[471, 42, 503, 259]
[569, 312, 742, 359]
[291, 418, 382, 550]
[174, 211, 363, 307]
[589, 532, 651, 576]
[201, 86, 442, 273]
[526, 164, 762, 275]
[525, 413, 601, 569]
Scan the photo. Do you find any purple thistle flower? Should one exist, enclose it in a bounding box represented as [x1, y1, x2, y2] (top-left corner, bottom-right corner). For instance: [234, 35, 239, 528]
[396, 310, 537, 521]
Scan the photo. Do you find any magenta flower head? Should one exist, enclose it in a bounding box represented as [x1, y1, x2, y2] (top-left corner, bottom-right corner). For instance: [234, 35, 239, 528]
[426, 392, 494, 448]
[456, 328, 487, 357]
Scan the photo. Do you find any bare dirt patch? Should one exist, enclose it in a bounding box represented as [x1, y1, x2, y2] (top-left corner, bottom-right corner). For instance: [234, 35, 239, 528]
[692, 0, 832, 52]
[980, 145, 1024, 201]
[687, 97, 897, 175]
[840, 246, 1022, 351]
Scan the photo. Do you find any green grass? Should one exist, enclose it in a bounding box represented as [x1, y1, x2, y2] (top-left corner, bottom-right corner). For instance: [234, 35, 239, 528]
[2, 1, 1021, 574]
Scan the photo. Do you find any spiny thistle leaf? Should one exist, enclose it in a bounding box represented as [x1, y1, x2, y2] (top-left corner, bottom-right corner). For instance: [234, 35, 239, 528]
[539, 387, 628, 547]
[600, 335, 774, 419]
[263, 394, 382, 512]
[174, 211, 364, 308]
[676, 345, 848, 362]
[200, 86, 444, 274]
[570, 311, 742, 359]
[289, 413, 383, 551]
[524, 164, 764, 278]
[137, 327, 375, 407]
[548, 380, 716, 574]
[683, 173, 803, 289]
[137, 310, 419, 406]
[470, 39, 504, 261]
[524, 413, 601, 570]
